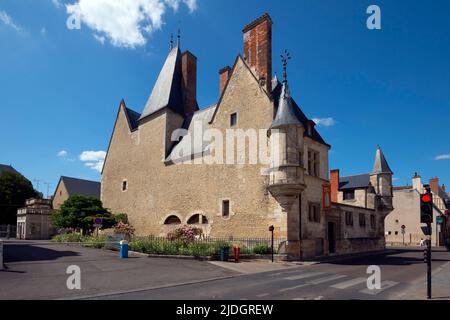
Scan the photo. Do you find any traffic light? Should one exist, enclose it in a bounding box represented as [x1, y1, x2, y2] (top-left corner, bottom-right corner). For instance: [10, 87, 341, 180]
[420, 189, 433, 224]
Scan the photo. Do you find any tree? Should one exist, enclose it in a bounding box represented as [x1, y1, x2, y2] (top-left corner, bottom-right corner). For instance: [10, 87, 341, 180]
[51, 195, 116, 234]
[0, 171, 40, 224]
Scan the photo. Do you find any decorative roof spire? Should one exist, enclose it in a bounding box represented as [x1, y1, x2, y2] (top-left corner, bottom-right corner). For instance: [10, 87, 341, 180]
[281, 49, 291, 83]
[170, 33, 174, 50]
[177, 29, 181, 48]
[372, 145, 393, 175]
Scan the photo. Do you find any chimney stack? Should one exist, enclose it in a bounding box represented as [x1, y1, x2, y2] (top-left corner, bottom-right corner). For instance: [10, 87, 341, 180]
[330, 169, 340, 203]
[412, 172, 423, 193]
[219, 66, 231, 97]
[429, 177, 439, 194]
[242, 13, 272, 93]
[182, 51, 198, 114]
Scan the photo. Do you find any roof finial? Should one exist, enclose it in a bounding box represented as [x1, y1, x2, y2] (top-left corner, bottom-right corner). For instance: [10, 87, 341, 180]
[177, 29, 181, 48]
[170, 33, 174, 50]
[280, 49, 291, 83]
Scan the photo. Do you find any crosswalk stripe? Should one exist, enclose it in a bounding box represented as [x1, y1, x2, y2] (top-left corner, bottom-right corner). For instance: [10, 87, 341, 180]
[284, 272, 324, 281]
[279, 283, 310, 292]
[307, 274, 347, 285]
[359, 281, 399, 295]
[331, 277, 367, 289]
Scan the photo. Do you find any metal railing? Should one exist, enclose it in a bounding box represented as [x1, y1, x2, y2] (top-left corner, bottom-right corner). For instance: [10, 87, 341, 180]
[0, 225, 16, 239]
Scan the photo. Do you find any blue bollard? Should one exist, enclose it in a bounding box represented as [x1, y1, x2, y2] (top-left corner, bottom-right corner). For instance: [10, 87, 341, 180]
[120, 240, 128, 258]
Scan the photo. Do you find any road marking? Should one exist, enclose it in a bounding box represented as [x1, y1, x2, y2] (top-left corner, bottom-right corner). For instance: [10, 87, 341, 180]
[256, 293, 270, 298]
[331, 277, 367, 289]
[279, 283, 310, 292]
[359, 281, 399, 295]
[284, 272, 324, 281]
[307, 274, 347, 285]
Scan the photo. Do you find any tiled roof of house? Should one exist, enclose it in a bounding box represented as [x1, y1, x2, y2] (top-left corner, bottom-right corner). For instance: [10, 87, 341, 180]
[339, 174, 371, 190]
[59, 176, 101, 198]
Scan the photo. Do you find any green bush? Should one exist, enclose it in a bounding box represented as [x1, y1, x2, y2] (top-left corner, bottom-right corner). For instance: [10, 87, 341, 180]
[253, 244, 272, 255]
[52, 234, 107, 249]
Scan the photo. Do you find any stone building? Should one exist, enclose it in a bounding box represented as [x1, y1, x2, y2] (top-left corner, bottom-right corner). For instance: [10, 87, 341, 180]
[16, 198, 53, 240]
[52, 176, 101, 210]
[101, 14, 393, 259]
[385, 174, 449, 246]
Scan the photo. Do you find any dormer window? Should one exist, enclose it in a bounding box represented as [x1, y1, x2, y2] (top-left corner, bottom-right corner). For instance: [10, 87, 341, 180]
[230, 113, 237, 127]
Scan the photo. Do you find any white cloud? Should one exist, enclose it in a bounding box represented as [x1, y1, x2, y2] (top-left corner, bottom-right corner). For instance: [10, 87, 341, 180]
[57, 150, 68, 157]
[79, 150, 106, 172]
[66, 0, 198, 48]
[435, 154, 450, 161]
[312, 117, 336, 127]
[93, 33, 105, 45]
[41, 27, 47, 36]
[52, 0, 63, 8]
[0, 10, 23, 34]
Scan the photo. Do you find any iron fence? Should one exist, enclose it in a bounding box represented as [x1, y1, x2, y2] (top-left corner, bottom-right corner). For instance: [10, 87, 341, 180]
[0, 225, 16, 238]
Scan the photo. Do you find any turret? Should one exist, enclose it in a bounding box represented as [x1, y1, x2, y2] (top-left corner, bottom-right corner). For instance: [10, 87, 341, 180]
[369, 145, 393, 210]
[267, 51, 305, 210]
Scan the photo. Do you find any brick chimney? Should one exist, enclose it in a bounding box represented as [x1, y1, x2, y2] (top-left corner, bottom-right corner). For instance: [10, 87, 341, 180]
[219, 66, 231, 97]
[182, 51, 198, 114]
[330, 169, 340, 203]
[430, 177, 439, 194]
[242, 13, 272, 93]
[412, 172, 422, 193]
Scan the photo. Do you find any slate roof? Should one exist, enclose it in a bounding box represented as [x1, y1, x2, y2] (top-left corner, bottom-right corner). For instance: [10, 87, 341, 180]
[166, 105, 217, 163]
[271, 81, 302, 128]
[0, 164, 19, 175]
[271, 79, 329, 146]
[59, 176, 101, 198]
[372, 145, 393, 174]
[125, 107, 141, 130]
[140, 47, 184, 120]
[339, 174, 371, 190]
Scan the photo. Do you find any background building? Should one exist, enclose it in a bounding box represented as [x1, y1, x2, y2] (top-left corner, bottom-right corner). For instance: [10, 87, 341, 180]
[385, 174, 449, 246]
[52, 176, 101, 210]
[16, 198, 53, 240]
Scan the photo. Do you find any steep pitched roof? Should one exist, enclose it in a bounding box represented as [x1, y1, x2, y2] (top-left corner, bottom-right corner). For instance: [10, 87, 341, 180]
[271, 81, 302, 128]
[0, 164, 19, 175]
[271, 79, 329, 147]
[59, 176, 101, 198]
[372, 145, 393, 174]
[139, 47, 184, 120]
[339, 174, 371, 190]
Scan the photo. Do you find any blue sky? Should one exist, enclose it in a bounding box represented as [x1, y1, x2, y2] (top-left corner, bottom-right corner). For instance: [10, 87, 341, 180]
[0, 0, 449, 197]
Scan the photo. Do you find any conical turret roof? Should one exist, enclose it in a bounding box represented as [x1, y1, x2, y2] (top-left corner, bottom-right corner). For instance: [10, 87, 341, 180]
[271, 81, 302, 128]
[372, 145, 393, 174]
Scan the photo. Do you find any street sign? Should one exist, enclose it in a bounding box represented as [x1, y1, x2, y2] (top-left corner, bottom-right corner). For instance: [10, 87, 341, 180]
[436, 216, 444, 225]
[93, 217, 103, 228]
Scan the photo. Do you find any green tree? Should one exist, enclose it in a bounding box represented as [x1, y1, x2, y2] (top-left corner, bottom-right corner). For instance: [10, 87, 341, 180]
[0, 171, 40, 224]
[51, 195, 115, 234]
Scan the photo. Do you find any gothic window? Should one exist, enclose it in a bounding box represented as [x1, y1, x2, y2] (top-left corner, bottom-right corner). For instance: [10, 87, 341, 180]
[187, 214, 208, 225]
[345, 211, 353, 226]
[308, 202, 321, 223]
[164, 215, 181, 225]
[343, 190, 355, 200]
[370, 214, 376, 229]
[230, 113, 237, 127]
[222, 200, 230, 218]
[308, 149, 320, 177]
[359, 213, 366, 228]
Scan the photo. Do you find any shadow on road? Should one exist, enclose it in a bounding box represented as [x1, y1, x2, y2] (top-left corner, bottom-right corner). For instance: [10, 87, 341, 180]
[4, 244, 80, 263]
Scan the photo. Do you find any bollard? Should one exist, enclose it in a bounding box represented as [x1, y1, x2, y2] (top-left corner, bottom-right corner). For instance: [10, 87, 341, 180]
[120, 240, 128, 259]
[0, 240, 4, 271]
[233, 245, 240, 263]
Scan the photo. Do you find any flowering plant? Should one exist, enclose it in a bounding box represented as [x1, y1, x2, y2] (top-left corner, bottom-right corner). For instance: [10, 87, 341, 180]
[114, 221, 135, 236]
[167, 225, 203, 242]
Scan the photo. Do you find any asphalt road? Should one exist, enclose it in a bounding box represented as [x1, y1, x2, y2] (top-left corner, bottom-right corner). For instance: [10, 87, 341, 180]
[1, 240, 449, 300]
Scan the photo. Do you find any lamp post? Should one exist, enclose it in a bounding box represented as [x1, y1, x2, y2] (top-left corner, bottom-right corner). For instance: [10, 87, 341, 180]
[269, 225, 275, 263]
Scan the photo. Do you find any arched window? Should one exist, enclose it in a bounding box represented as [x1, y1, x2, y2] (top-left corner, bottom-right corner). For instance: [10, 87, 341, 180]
[164, 215, 181, 225]
[187, 214, 208, 225]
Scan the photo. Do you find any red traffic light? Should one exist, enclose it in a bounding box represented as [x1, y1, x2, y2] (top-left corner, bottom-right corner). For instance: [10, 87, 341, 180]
[421, 194, 432, 203]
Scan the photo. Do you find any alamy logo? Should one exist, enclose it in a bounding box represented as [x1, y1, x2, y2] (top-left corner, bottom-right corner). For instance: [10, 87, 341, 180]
[66, 265, 81, 290]
[367, 5, 382, 30]
[366, 265, 381, 290]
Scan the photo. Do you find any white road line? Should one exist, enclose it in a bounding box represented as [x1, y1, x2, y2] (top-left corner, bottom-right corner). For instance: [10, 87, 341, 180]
[331, 277, 367, 289]
[308, 274, 347, 285]
[284, 272, 324, 281]
[279, 283, 310, 292]
[256, 293, 270, 298]
[359, 281, 399, 295]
